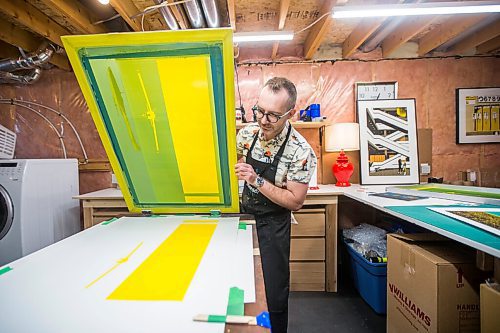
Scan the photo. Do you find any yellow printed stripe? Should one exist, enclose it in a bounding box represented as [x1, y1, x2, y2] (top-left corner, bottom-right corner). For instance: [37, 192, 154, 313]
[86, 242, 143, 289]
[156, 57, 221, 199]
[107, 223, 216, 301]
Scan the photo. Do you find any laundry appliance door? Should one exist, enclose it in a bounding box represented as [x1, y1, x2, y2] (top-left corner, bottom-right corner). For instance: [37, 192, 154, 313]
[0, 184, 14, 241]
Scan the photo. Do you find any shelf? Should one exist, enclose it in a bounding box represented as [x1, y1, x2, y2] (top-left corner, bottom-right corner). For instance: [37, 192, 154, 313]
[236, 122, 327, 129]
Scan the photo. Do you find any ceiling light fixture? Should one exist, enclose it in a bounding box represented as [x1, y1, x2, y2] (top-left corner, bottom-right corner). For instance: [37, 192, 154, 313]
[332, 1, 500, 19]
[98, 0, 110, 5]
[233, 31, 294, 43]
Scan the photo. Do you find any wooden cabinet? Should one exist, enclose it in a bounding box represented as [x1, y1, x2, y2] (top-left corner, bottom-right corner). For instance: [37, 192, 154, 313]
[290, 208, 327, 291]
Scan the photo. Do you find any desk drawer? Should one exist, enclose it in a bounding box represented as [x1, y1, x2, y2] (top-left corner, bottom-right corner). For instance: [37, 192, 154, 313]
[290, 262, 325, 291]
[290, 238, 325, 260]
[292, 212, 325, 236]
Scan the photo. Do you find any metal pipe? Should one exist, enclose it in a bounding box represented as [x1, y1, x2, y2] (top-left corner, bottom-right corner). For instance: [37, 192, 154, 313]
[0, 68, 42, 85]
[153, 0, 180, 30]
[0, 45, 55, 72]
[199, 0, 220, 28]
[183, 0, 206, 28]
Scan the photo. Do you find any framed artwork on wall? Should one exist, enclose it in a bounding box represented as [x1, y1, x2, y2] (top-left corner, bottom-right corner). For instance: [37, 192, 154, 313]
[355, 81, 398, 101]
[357, 99, 419, 185]
[456, 87, 500, 144]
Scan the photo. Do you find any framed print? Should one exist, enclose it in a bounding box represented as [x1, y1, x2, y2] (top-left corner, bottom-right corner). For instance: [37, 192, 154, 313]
[456, 87, 500, 144]
[357, 99, 419, 185]
[355, 81, 398, 101]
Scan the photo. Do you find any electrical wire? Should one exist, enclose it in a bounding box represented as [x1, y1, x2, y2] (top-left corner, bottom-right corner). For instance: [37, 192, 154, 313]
[294, 12, 332, 35]
[0, 99, 88, 162]
[92, 13, 121, 25]
[6, 100, 88, 162]
[133, 0, 194, 31]
[0, 101, 67, 158]
[234, 63, 242, 108]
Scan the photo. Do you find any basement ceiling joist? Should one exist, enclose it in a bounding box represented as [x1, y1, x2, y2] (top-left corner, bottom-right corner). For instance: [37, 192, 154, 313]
[110, 0, 151, 32]
[272, 0, 292, 59]
[28, 0, 108, 34]
[0, 19, 70, 70]
[0, 0, 71, 47]
[304, 0, 336, 60]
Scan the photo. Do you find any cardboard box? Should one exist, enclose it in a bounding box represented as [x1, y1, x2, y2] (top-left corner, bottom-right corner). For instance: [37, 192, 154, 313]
[387, 234, 483, 333]
[480, 283, 500, 333]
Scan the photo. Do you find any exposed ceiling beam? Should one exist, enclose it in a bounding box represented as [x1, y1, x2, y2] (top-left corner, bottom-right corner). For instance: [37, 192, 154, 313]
[450, 19, 500, 53]
[227, 0, 236, 30]
[109, 0, 150, 32]
[342, 18, 386, 58]
[169, 1, 188, 29]
[381, 16, 438, 57]
[476, 35, 500, 53]
[304, 0, 337, 60]
[0, 20, 40, 53]
[0, 19, 70, 70]
[0, 0, 71, 47]
[272, 0, 291, 59]
[0, 40, 23, 60]
[418, 14, 489, 56]
[37, 0, 108, 34]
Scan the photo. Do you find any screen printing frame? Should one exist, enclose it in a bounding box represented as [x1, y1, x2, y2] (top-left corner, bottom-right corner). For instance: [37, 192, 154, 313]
[62, 29, 239, 214]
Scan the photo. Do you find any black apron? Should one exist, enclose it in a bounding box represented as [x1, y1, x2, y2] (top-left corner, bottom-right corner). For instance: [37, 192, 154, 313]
[241, 126, 292, 333]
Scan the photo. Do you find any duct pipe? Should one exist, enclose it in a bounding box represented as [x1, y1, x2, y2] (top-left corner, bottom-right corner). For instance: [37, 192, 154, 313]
[153, 0, 180, 30]
[183, 0, 206, 28]
[0, 44, 55, 72]
[0, 68, 42, 85]
[199, 0, 220, 28]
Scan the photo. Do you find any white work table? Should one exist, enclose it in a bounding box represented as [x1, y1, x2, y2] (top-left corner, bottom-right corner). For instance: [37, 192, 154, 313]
[75, 184, 499, 259]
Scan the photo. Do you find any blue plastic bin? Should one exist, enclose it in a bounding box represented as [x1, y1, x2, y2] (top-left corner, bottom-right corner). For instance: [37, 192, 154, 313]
[344, 239, 387, 314]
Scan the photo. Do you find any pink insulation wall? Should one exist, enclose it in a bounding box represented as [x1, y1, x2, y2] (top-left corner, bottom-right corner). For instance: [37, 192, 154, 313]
[0, 56, 498, 192]
[235, 57, 500, 185]
[0, 69, 110, 195]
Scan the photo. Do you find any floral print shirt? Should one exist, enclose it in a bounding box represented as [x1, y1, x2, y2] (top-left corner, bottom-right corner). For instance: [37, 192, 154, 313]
[236, 122, 317, 187]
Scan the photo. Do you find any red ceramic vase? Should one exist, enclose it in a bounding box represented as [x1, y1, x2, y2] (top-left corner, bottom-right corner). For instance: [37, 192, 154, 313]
[332, 150, 353, 187]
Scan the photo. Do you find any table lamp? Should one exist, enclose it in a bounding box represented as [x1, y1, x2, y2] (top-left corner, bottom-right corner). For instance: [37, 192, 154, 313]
[325, 123, 360, 187]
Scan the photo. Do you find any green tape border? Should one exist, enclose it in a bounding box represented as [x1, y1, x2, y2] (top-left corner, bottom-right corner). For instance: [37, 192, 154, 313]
[101, 217, 119, 225]
[226, 286, 245, 316]
[0, 266, 12, 276]
[207, 315, 227, 323]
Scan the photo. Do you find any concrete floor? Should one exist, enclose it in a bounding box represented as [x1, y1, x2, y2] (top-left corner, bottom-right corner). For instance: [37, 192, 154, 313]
[289, 289, 386, 333]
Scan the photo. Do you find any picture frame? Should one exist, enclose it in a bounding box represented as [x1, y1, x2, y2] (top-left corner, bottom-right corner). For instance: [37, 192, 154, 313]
[357, 99, 419, 185]
[456, 87, 500, 144]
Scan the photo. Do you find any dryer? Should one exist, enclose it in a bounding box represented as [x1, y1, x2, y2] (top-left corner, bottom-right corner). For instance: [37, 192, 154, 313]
[0, 159, 80, 266]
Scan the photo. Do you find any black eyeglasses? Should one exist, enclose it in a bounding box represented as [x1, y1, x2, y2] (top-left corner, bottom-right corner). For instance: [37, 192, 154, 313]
[252, 105, 292, 123]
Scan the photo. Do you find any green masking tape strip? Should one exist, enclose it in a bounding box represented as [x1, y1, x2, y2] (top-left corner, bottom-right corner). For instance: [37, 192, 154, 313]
[101, 217, 118, 225]
[149, 215, 169, 218]
[238, 222, 247, 230]
[0, 266, 12, 276]
[207, 315, 227, 323]
[226, 287, 245, 316]
[210, 210, 221, 217]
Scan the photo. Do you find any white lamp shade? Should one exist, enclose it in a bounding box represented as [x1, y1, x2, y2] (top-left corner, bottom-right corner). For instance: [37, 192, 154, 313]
[325, 123, 360, 152]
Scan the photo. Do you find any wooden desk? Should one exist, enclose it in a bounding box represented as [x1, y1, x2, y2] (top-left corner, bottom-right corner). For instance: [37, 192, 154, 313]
[75, 186, 342, 292]
[226, 224, 268, 333]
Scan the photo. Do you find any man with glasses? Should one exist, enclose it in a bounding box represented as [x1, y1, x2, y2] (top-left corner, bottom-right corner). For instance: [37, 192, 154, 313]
[235, 77, 317, 333]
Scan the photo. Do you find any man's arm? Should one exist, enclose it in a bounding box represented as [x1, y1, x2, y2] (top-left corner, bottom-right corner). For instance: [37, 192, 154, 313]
[258, 178, 308, 211]
[234, 162, 308, 211]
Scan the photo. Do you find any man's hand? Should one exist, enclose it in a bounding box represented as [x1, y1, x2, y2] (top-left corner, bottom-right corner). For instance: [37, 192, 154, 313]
[235, 163, 258, 186]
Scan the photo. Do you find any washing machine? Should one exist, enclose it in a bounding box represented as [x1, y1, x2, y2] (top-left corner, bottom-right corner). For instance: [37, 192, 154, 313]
[0, 159, 80, 266]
